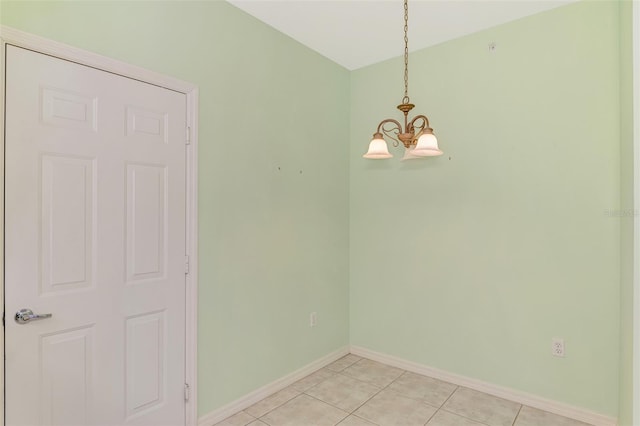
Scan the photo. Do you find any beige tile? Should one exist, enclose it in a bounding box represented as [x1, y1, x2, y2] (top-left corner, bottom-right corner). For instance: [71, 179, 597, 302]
[341, 359, 404, 388]
[247, 421, 269, 426]
[514, 406, 594, 426]
[426, 410, 486, 426]
[387, 372, 457, 407]
[306, 373, 381, 412]
[354, 389, 438, 426]
[290, 368, 336, 392]
[260, 394, 349, 426]
[337, 415, 378, 426]
[245, 388, 300, 418]
[442, 388, 521, 426]
[326, 355, 363, 372]
[213, 411, 256, 426]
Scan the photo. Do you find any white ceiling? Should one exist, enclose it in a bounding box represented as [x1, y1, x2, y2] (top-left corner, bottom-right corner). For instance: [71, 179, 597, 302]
[227, 0, 576, 70]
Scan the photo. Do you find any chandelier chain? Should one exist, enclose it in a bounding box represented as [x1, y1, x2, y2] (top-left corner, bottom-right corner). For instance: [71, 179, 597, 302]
[403, 0, 409, 104]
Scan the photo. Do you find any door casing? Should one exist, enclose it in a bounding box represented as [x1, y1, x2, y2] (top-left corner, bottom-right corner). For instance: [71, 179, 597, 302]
[0, 26, 200, 426]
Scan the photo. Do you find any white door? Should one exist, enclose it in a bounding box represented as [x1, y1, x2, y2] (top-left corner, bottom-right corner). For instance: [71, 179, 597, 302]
[5, 45, 187, 426]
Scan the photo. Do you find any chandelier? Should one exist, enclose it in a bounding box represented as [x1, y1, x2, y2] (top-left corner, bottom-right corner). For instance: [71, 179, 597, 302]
[363, 0, 442, 160]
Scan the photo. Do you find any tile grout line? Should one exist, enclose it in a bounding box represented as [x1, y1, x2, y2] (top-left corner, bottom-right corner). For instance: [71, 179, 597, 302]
[422, 384, 461, 426]
[438, 407, 493, 426]
[425, 385, 494, 426]
[511, 404, 524, 426]
[298, 392, 351, 422]
[341, 363, 408, 422]
[249, 390, 301, 422]
[422, 405, 439, 426]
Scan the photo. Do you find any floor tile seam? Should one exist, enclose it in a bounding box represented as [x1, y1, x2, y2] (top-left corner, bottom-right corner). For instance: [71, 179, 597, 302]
[448, 387, 522, 425]
[256, 416, 273, 426]
[298, 390, 352, 419]
[384, 383, 458, 409]
[421, 404, 440, 426]
[344, 366, 430, 425]
[349, 413, 380, 426]
[301, 377, 380, 414]
[431, 385, 464, 424]
[327, 358, 361, 373]
[347, 368, 413, 418]
[511, 405, 524, 426]
[303, 364, 431, 416]
[249, 390, 302, 421]
[340, 358, 408, 387]
[327, 363, 357, 373]
[299, 369, 341, 393]
[454, 385, 525, 408]
[333, 370, 388, 390]
[339, 367, 405, 390]
[214, 410, 257, 426]
[399, 370, 462, 393]
[374, 371, 443, 411]
[241, 410, 258, 425]
[438, 406, 504, 426]
[344, 358, 404, 379]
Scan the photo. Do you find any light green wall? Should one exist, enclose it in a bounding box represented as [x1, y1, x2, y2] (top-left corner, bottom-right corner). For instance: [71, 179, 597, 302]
[350, 0, 621, 417]
[0, 0, 351, 415]
[619, 1, 635, 424]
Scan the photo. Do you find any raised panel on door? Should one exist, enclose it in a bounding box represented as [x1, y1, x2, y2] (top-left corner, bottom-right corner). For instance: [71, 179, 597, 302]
[40, 326, 94, 426]
[126, 163, 168, 284]
[125, 311, 166, 419]
[41, 155, 96, 294]
[41, 87, 98, 132]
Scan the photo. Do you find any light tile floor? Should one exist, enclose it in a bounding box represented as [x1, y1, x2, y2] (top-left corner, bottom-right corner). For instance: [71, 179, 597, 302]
[213, 354, 594, 426]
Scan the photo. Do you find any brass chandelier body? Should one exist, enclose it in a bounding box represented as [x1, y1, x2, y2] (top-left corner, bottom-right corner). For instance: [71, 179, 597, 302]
[364, 0, 442, 159]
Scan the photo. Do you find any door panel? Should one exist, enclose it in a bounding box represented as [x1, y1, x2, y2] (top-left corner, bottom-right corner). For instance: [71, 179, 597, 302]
[126, 311, 165, 418]
[5, 45, 187, 426]
[41, 155, 96, 293]
[126, 163, 167, 283]
[40, 326, 94, 426]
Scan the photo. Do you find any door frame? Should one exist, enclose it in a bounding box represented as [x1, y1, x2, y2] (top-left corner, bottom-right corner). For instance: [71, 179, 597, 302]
[634, 2, 640, 423]
[0, 26, 200, 426]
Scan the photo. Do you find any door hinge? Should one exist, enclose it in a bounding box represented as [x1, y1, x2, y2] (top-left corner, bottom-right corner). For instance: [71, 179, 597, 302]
[185, 255, 190, 275]
[186, 126, 191, 145]
[184, 383, 190, 402]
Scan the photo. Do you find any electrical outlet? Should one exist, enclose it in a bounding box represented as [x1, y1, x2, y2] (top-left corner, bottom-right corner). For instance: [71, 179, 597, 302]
[551, 337, 565, 357]
[310, 312, 317, 327]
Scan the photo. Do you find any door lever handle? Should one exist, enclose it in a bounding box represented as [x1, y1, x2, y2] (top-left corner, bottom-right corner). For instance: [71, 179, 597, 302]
[14, 308, 52, 325]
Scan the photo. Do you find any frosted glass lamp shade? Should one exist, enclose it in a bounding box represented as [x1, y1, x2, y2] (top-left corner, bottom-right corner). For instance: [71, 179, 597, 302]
[363, 135, 392, 159]
[401, 146, 422, 161]
[412, 131, 443, 157]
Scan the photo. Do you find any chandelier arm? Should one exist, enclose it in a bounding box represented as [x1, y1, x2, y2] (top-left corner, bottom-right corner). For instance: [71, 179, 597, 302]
[376, 119, 404, 147]
[408, 114, 431, 134]
[376, 118, 403, 135]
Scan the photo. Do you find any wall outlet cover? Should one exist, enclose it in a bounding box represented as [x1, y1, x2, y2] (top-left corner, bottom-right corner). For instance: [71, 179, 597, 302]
[551, 337, 565, 357]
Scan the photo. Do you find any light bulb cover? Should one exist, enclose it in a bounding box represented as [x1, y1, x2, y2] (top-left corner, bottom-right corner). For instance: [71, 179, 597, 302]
[412, 129, 443, 157]
[363, 133, 392, 159]
[401, 146, 422, 161]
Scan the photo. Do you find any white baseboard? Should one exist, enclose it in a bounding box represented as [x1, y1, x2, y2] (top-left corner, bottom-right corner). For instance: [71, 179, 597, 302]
[350, 345, 617, 426]
[197, 346, 349, 426]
